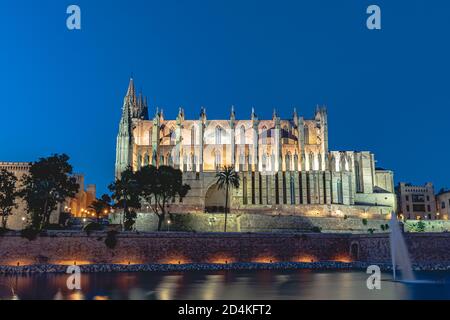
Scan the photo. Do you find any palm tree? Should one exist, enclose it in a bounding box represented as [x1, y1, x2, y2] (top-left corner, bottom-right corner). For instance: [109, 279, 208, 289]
[215, 166, 240, 232]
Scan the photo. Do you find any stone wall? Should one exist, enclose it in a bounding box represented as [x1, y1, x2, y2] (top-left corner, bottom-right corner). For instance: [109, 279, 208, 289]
[111, 212, 392, 234]
[353, 233, 450, 263]
[112, 212, 450, 234]
[0, 232, 449, 267]
[404, 220, 450, 232]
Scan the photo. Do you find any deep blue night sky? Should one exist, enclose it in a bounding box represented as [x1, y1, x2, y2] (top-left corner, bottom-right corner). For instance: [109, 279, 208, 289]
[1, 0, 449, 195]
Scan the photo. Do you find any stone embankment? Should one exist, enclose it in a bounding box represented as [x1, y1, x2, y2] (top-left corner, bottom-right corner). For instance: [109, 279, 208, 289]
[0, 231, 448, 274]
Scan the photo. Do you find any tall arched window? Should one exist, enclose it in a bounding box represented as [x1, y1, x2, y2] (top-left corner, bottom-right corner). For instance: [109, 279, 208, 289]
[215, 126, 222, 144]
[355, 160, 361, 192]
[240, 125, 245, 145]
[168, 153, 173, 167]
[340, 154, 346, 172]
[271, 154, 275, 172]
[293, 153, 299, 171]
[285, 152, 291, 171]
[191, 126, 196, 145]
[213, 150, 221, 171]
[337, 179, 343, 203]
[169, 127, 176, 145]
[137, 154, 142, 169]
[309, 153, 314, 171]
[290, 173, 295, 204]
[331, 155, 337, 172]
[304, 125, 310, 144]
[282, 125, 289, 144]
[318, 153, 322, 171]
[261, 126, 267, 144]
[190, 153, 195, 171]
[183, 154, 188, 171]
[152, 151, 157, 166]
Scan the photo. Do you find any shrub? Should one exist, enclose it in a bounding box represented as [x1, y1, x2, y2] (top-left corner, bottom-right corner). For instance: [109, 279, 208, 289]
[416, 221, 426, 232]
[311, 226, 322, 233]
[105, 230, 118, 249]
[380, 224, 385, 231]
[21, 227, 40, 241]
[368, 228, 375, 234]
[362, 218, 368, 226]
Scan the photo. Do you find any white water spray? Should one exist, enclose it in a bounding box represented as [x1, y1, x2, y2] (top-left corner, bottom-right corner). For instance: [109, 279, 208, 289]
[389, 212, 415, 281]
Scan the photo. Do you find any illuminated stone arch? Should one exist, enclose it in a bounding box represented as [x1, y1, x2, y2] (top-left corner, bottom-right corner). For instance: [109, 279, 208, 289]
[204, 183, 227, 213]
[239, 125, 246, 145]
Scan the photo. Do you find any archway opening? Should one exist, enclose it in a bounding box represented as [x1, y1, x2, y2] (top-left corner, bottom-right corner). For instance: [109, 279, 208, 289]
[204, 184, 227, 213]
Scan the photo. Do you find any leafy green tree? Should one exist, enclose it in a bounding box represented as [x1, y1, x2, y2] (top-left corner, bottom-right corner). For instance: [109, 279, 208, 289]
[108, 167, 141, 231]
[136, 165, 190, 231]
[0, 169, 18, 229]
[20, 154, 79, 231]
[215, 166, 240, 232]
[88, 194, 112, 223]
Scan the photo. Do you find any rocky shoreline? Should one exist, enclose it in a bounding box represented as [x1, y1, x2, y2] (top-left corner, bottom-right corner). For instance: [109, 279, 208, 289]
[1, 261, 449, 275]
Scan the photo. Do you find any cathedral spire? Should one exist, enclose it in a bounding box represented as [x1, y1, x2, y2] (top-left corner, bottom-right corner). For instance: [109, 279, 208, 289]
[177, 107, 185, 124]
[141, 95, 149, 120]
[200, 106, 206, 121]
[178, 106, 185, 118]
[251, 107, 257, 120]
[126, 77, 136, 99]
[293, 107, 299, 127]
[230, 105, 236, 120]
[230, 105, 236, 128]
[115, 81, 134, 179]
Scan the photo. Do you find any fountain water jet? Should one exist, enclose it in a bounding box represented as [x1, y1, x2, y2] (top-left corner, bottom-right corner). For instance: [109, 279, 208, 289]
[389, 212, 415, 281]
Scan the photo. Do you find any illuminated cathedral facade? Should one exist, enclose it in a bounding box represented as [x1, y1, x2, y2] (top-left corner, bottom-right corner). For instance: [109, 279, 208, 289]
[115, 79, 396, 218]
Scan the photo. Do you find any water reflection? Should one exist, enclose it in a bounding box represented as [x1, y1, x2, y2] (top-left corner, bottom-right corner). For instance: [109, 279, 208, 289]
[0, 270, 449, 300]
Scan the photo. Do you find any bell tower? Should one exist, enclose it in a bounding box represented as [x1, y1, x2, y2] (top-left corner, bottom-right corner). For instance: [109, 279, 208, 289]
[115, 78, 135, 179]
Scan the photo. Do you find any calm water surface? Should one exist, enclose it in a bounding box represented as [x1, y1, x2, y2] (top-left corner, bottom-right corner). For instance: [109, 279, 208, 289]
[0, 270, 449, 300]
